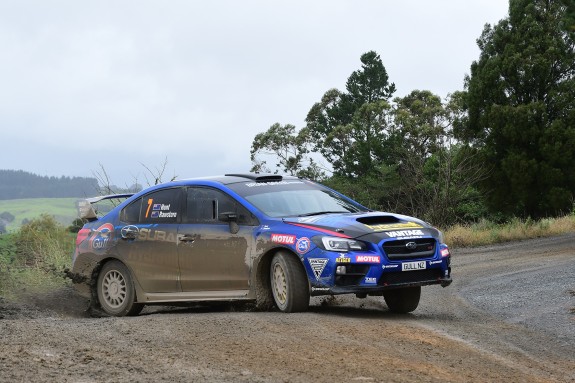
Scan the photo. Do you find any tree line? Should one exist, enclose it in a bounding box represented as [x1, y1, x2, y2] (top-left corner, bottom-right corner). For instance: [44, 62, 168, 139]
[0, 170, 99, 200]
[250, 0, 575, 227]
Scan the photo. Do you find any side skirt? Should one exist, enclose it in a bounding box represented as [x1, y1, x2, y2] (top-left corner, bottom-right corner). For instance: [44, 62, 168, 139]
[140, 289, 253, 304]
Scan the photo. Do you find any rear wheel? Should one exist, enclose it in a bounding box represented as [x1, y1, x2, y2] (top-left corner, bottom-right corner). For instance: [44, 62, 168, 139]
[97, 261, 143, 317]
[270, 252, 309, 313]
[383, 286, 421, 313]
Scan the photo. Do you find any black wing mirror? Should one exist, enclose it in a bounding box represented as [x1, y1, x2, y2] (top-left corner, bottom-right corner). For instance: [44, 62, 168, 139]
[218, 212, 239, 234]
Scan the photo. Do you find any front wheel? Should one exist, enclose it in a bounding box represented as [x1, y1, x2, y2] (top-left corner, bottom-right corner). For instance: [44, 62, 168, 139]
[383, 286, 421, 313]
[270, 252, 310, 313]
[97, 261, 143, 317]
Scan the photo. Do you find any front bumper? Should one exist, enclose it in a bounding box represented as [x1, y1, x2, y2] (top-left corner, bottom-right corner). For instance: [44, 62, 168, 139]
[310, 275, 452, 296]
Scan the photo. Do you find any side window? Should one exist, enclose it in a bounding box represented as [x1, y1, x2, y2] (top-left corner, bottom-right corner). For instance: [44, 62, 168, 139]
[121, 197, 142, 223]
[186, 187, 257, 225]
[139, 188, 182, 224]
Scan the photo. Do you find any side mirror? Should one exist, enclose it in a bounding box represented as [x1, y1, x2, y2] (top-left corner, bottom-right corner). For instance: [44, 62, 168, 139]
[218, 212, 239, 234]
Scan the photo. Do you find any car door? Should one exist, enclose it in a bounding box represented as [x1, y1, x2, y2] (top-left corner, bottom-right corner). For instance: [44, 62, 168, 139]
[177, 187, 257, 292]
[116, 187, 182, 293]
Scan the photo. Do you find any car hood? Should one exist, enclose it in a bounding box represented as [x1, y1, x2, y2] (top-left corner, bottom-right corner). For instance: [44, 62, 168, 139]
[282, 212, 441, 243]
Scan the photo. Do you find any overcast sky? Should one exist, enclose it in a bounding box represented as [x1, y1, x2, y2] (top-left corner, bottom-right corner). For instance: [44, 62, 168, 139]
[0, 1, 509, 187]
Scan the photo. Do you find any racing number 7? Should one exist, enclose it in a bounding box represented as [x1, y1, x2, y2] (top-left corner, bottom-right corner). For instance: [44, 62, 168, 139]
[146, 198, 153, 218]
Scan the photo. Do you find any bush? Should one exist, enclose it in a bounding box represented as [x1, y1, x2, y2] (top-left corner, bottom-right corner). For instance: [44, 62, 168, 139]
[14, 214, 74, 272]
[0, 215, 75, 298]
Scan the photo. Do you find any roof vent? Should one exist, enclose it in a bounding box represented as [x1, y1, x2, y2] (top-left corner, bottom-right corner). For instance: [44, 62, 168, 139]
[225, 173, 284, 182]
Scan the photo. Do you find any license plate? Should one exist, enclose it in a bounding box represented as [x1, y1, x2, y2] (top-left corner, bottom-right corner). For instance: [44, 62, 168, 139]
[402, 261, 426, 271]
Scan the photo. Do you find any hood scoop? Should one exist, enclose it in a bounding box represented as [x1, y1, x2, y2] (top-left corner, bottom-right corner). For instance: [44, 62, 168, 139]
[356, 216, 401, 225]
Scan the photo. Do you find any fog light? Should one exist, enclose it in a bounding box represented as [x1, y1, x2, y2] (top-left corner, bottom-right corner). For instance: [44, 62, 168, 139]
[336, 266, 346, 275]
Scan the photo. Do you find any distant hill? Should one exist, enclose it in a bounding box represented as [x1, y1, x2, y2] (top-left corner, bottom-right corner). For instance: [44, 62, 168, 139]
[0, 170, 98, 200]
[0, 198, 78, 232]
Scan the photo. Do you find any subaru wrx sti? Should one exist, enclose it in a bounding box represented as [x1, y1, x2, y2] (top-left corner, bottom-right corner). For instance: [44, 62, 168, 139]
[71, 174, 452, 316]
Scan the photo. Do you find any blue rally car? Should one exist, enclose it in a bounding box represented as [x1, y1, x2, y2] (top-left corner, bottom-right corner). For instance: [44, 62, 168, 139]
[71, 174, 452, 316]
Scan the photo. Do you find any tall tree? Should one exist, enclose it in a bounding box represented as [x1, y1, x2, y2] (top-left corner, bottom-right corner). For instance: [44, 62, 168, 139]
[249, 123, 324, 179]
[306, 51, 396, 177]
[390, 91, 488, 225]
[465, 0, 575, 218]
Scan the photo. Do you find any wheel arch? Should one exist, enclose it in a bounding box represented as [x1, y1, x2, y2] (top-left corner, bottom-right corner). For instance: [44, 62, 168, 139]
[252, 247, 309, 310]
[89, 257, 142, 306]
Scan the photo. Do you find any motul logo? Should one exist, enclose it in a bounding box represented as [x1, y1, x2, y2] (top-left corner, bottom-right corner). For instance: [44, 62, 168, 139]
[355, 255, 381, 263]
[271, 234, 296, 245]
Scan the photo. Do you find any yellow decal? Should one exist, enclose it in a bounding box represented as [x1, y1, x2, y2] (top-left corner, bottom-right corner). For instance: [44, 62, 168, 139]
[364, 222, 423, 232]
[146, 198, 153, 218]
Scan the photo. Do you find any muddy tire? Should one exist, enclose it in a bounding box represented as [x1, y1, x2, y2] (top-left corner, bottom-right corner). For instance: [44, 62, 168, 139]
[97, 261, 143, 317]
[270, 252, 309, 313]
[383, 286, 421, 313]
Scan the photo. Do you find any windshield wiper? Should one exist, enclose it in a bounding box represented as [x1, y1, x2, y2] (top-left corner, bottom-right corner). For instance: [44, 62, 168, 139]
[298, 211, 347, 217]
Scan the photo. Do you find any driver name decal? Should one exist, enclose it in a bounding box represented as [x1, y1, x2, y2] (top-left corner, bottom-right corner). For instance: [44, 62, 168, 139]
[146, 199, 178, 219]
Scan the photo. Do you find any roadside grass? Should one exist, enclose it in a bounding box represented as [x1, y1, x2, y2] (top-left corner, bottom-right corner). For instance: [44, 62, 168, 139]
[0, 197, 78, 232]
[444, 214, 575, 248]
[0, 215, 73, 300]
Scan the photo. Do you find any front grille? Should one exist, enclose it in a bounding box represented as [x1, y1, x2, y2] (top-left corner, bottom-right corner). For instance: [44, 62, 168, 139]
[378, 269, 443, 286]
[382, 238, 436, 260]
[334, 265, 370, 287]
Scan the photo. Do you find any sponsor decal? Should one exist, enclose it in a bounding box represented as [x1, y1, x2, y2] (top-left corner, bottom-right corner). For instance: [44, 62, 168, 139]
[383, 264, 399, 269]
[137, 228, 176, 242]
[245, 181, 304, 188]
[271, 233, 296, 245]
[296, 237, 311, 254]
[441, 248, 450, 257]
[385, 230, 424, 238]
[356, 255, 381, 263]
[311, 287, 330, 292]
[429, 260, 443, 265]
[336, 255, 351, 263]
[308, 258, 328, 280]
[91, 223, 114, 250]
[260, 225, 271, 231]
[365, 277, 377, 284]
[364, 222, 423, 232]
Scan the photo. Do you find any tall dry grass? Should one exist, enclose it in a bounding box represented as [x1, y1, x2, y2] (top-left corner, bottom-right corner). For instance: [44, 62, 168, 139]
[444, 215, 575, 248]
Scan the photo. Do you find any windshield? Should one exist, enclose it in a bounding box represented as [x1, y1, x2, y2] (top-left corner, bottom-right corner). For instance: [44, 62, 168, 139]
[227, 180, 368, 217]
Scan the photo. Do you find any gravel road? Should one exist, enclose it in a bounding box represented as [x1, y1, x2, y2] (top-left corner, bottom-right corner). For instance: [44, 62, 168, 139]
[1, 234, 574, 382]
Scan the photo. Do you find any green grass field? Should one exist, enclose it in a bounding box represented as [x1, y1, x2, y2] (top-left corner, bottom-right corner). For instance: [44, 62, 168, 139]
[0, 198, 78, 232]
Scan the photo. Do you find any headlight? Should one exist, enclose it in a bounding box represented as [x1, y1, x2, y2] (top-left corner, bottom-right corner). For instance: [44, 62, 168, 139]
[312, 236, 366, 252]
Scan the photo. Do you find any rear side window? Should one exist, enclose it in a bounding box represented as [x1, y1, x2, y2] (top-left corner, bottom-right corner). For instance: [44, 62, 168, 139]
[186, 187, 257, 225]
[120, 188, 182, 224]
[121, 197, 142, 223]
[140, 188, 182, 223]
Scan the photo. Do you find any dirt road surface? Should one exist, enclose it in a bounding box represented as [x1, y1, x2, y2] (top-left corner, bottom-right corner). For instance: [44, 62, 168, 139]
[1, 234, 574, 382]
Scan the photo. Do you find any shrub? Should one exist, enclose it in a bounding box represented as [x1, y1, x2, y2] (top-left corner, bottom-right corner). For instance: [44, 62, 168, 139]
[14, 214, 74, 271]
